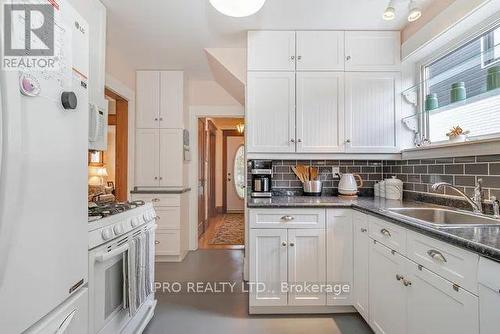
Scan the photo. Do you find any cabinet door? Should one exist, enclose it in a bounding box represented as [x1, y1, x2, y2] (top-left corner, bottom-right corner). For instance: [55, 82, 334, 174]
[296, 31, 345, 71]
[479, 284, 500, 334]
[353, 212, 370, 321]
[345, 31, 400, 71]
[406, 261, 479, 334]
[159, 71, 184, 129]
[369, 241, 407, 334]
[296, 72, 345, 153]
[288, 229, 326, 306]
[248, 31, 296, 71]
[136, 71, 160, 128]
[326, 209, 353, 305]
[345, 72, 400, 153]
[159, 129, 184, 187]
[249, 229, 288, 307]
[246, 72, 296, 153]
[135, 129, 159, 187]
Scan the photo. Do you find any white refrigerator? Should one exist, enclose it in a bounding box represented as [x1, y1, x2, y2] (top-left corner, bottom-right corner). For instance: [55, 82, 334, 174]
[0, 1, 89, 333]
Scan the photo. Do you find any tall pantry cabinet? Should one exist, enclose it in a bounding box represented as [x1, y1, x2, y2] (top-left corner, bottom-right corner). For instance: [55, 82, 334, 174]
[133, 70, 189, 262]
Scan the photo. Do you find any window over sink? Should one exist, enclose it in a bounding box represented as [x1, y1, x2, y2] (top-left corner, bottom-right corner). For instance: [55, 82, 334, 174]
[420, 22, 500, 143]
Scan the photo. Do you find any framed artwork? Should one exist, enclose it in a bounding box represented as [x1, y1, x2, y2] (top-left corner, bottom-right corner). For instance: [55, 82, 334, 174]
[88, 150, 104, 166]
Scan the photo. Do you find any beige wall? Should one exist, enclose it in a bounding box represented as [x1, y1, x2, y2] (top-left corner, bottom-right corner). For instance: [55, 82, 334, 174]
[189, 80, 241, 106]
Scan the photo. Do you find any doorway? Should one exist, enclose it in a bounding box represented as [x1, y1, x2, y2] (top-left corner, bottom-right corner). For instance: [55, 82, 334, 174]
[104, 88, 128, 202]
[198, 117, 245, 250]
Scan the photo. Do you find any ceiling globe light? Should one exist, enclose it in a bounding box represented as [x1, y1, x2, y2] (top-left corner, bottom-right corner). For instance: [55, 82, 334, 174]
[209, 0, 266, 18]
[408, 0, 422, 22]
[383, 1, 396, 21]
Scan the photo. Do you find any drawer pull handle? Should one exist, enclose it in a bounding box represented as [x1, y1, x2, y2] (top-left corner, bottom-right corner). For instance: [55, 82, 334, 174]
[361, 228, 367, 233]
[152, 198, 160, 202]
[155, 240, 160, 245]
[427, 249, 447, 263]
[281, 242, 287, 247]
[380, 228, 391, 237]
[396, 274, 404, 281]
[281, 215, 295, 222]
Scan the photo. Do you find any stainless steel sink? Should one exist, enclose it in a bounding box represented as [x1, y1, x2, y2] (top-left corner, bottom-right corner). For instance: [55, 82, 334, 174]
[385, 207, 500, 227]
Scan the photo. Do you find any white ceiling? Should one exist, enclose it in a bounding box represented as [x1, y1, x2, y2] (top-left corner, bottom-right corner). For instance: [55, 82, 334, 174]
[101, 0, 435, 87]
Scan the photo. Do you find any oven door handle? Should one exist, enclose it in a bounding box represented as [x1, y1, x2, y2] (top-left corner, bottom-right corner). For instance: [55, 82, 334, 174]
[96, 244, 129, 263]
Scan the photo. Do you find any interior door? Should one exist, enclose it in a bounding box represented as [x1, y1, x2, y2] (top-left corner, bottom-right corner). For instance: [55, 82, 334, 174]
[296, 72, 345, 153]
[135, 129, 159, 187]
[225, 134, 244, 212]
[136, 71, 160, 129]
[406, 261, 479, 334]
[249, 229, 288, 307]
[345, 72, 400, 153]
[207, 121, 217, 218]
[288, 229, 326, 306]
[198, 118, 206, 236]
[369, 241, 407, 334]
[246, 72, 296, 153]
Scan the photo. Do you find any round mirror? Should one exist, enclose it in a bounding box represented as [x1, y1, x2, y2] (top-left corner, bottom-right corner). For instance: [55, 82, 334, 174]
[233, 145, 245, 199]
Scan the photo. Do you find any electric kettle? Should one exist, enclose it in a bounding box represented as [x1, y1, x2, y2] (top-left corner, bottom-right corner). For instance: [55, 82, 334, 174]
[338, 173, 363, 196]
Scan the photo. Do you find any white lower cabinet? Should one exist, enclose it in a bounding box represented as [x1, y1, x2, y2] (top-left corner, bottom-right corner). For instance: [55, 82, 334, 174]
[288, 229, 326, 306]
[369, 241, 407, 334]
[478, 257, 500, 334]
[353, 212, 370, 321]
[406, 261, 479, 334]
[326, 209, 353, 305]
[249, 229, 288, 307]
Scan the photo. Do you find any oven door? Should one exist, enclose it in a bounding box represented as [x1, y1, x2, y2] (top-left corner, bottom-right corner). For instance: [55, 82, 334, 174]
[89, 240, 131, 334]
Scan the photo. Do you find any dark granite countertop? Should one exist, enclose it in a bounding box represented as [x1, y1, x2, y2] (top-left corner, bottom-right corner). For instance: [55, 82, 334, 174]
[248, 196, 500, 263]
[131, 187, 191, 194]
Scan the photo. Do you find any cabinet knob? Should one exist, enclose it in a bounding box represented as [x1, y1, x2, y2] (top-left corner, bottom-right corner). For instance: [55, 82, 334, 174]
[396, 274, 404, 281]
[346, 55, 351, 61]
[281, 241, 287, 247]
[290, 56, 295, 60]
[297, 56, 302, 60]
[290, 139, 295, 143]
[159, 177, 163, 180]
[160, 117, 163, 121]
[155, 240, 160, 245]
[346, 139, 351, 144]
[361, 228, 367, 233]
[154, 117, 158, 121]
[154, 177, 158, 180]
[289, 242, 295, 247]
[297, 139, 302, 143]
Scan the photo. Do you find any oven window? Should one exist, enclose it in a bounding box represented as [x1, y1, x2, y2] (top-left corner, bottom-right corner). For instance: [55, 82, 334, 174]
[105, 258, 124, 318]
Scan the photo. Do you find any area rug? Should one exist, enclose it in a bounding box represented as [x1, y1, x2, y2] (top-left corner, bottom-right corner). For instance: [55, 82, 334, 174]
[209, 213, 244, 245]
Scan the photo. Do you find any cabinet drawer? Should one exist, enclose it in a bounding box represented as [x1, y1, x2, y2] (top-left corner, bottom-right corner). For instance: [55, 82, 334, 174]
[156, 207, 180, 230]
[369, 216, 407, 254]
[249, 208, 325, 229]
[155, 230, 180, 256]
[407, 231, 479, 294]
[131, 194, 180, 207]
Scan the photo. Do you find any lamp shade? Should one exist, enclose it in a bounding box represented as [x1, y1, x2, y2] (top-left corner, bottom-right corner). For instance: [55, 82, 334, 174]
[209, 0, 266, 18]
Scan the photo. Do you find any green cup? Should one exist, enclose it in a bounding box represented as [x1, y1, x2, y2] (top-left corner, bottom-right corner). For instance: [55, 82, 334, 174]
[487, 66, 500, 91]
[450, 82, 466, 103]
[425, 93, 439, 111]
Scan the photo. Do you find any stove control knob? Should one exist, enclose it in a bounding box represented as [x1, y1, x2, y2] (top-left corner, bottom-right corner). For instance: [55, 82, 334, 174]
[101, 228, 113, 241]
[114, 225, 124, 235]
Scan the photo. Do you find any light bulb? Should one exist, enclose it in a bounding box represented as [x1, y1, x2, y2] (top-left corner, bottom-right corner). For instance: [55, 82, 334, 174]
[383, 1, 396, 21]
[408, 0, 422, 22]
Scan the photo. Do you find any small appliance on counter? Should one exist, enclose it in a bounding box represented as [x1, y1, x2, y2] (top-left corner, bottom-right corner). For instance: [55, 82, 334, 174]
[338, 173, 363, 197]
[251, 160, 272, 198]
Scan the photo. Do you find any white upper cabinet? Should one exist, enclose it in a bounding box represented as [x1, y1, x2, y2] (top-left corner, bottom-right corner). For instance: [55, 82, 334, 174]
[160, 71, 184, 129]
[248, 31, 296, 71]
[345, 31, 401, 71]
[296, 31, 345, 71]
[249, 229, 288, 307]
[406, 261, 479, 334]
[159, 129, 184, 187]
[288, 229, 326, 306]
[136, 71, 160, 129]
[246, 72, 296, 153]
[345, 72, 400, 153]
[135, 129, 160, 187]
[296, 72, 345, 153]
[326, 209, 353, 306]
[136, 70, 185, 129]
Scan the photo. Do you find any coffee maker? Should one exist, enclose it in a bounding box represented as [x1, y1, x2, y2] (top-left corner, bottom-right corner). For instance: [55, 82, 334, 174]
[251, 160, 272, 198]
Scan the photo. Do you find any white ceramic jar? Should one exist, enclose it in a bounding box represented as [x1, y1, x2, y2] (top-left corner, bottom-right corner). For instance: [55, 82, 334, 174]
[385, 176, 403, 200]
[379, 180, 386, 198]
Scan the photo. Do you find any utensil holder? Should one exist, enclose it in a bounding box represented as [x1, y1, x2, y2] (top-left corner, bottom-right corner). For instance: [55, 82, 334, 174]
[303, 181, 322, 196]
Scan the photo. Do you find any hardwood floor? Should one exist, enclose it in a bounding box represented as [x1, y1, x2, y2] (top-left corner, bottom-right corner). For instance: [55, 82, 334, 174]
[199, 213, 245, 250]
